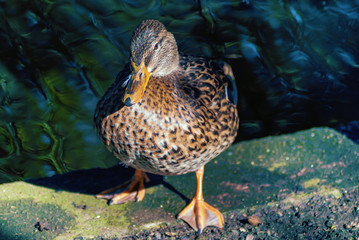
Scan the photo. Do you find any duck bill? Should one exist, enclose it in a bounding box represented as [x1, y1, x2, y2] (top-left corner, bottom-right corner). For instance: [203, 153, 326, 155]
[123, 61, 151, 106]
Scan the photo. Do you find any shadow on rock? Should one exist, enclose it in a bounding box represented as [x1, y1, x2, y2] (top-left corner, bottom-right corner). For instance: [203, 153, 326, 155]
[26, 165, 190, 204]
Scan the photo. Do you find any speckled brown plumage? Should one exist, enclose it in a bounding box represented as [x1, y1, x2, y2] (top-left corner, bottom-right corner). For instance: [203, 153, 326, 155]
[95, 55, 238, 175]
[94, 19, 239, 232]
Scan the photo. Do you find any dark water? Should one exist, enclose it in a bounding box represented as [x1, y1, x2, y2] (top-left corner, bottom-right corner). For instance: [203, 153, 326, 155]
[1, 0, 359, 183]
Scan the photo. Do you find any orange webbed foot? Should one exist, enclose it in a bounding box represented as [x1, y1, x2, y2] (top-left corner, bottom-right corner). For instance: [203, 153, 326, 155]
[96, 170, 149, 204]
[178, 198, 224, 233]
[177, 166, 224, 233]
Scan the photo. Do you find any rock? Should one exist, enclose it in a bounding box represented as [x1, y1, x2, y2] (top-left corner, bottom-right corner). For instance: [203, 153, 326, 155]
[0, 128, 358, 239]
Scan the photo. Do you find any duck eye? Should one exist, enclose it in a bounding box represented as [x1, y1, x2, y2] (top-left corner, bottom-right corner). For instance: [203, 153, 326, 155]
[154, 43, 159, 50]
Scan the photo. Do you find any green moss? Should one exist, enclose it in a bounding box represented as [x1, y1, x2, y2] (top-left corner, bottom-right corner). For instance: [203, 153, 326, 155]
[0, 199, 74, 240]
[0, 182, 131, 239]
[302, 178, 322, 189]
[280, 185, 342, 206]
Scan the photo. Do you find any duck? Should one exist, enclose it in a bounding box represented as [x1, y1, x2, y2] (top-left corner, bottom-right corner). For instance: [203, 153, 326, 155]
[94, 19, 239, 233]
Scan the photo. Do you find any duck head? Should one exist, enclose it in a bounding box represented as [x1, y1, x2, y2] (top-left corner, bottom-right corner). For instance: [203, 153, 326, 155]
[123, 19, 180, 106]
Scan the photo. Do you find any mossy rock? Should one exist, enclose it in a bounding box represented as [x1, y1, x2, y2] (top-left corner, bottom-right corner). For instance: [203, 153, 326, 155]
[0, 127, 358, 238]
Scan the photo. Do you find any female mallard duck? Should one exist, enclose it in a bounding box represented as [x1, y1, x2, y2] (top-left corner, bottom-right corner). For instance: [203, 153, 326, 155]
[94, 19, 239, 232]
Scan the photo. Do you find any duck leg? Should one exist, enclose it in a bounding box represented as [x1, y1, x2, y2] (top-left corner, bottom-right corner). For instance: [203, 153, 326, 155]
[96, 169, 149, 205]
[178, 166, 224, 233]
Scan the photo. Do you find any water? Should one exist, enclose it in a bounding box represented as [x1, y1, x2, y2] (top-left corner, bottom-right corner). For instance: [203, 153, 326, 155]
[1, 0, 359, 183]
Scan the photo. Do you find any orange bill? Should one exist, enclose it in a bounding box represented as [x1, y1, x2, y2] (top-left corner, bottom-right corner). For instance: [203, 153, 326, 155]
[123, 61, 151, 106]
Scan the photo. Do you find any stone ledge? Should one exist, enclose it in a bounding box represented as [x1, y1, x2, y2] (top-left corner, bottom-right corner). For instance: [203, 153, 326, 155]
[1, 127, 358, 239]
